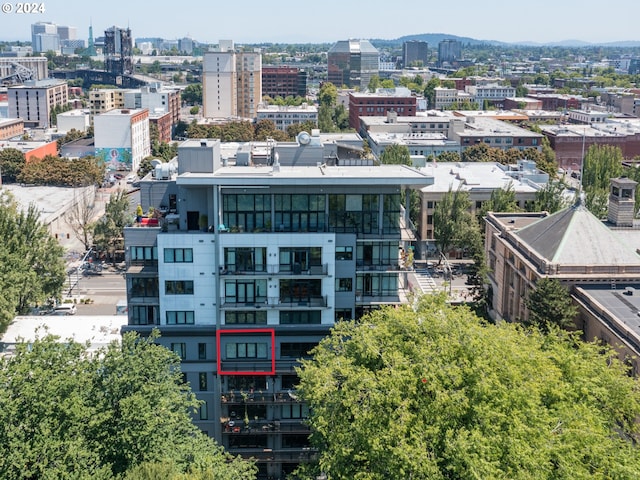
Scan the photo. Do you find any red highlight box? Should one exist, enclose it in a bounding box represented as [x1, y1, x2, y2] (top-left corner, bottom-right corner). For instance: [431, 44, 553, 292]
[216, 328, 276, 376]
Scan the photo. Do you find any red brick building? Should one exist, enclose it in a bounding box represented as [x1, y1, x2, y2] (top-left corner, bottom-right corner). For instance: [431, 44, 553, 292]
[149, 111, 172, 144]
[348, 90, 417, 130]
[262, 66, 307, 99]
[526, 94, 581, 111]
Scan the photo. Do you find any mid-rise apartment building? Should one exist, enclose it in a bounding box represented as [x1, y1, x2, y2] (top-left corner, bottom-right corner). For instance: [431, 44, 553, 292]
[348, 88, 416, 130]
[89, 88, 126, 115]
[122, 136, 432, 479]
[8, 79, 68, 128]
[94, 108, 150, 172]
[256, 104, 318, 131]
[262, 66, 307, 99]
[203, 41, 262, 119]
[402, 40, 429, 67]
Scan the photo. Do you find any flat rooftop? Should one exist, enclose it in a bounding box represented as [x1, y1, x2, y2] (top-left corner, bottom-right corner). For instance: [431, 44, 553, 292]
[420, 162, 543, 194]
[2, 184, 86, 225]
[178, 163, 434, 188]
[0, 315, 124, 356]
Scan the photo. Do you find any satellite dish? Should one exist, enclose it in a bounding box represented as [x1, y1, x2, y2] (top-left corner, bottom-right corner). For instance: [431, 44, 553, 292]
[297, 131, 311, 145]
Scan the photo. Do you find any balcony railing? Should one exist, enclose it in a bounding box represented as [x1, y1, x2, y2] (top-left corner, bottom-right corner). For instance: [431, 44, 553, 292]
[221, 390, 302, 404]
[228, 448, 318, 463]
[220, 296, 328, 309]
[222, 420, 310, 435]
[221, 263, 329, 276]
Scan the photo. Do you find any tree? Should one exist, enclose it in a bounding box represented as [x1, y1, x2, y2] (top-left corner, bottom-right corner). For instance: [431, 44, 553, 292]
[318, 82, 338, 132]
[524, 277, 578, 332]
[297, 296, 640, 480]
[68, 187, 97, 251]
[433, 186, 472, 259]
[0, 331, 257, 479]
[367, 75, 381, 92]
[582, 144, 623, 218]
[461, 142, 495, 162]
[379, 144, 411, 165]
[479, 182, 519, 220]
[531, 180, 569, 214]
[92, 191, 131, 260]
[0, 148, 26, 183]
[17, 155, 104, 187]
[435, 151, 461, 163]
[182, 83, 202, 105]
[0, 192, 65, 332]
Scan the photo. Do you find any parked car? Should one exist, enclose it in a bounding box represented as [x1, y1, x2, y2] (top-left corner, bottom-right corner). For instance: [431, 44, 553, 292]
[126, 174, 136, 184]
[52, 304, 77, 315]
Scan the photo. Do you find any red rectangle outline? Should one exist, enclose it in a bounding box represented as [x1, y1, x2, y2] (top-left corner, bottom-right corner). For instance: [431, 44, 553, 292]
[216, 328, 276, 375]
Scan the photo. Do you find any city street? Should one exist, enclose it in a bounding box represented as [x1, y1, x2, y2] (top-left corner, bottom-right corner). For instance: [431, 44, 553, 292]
[68, 267, 127, 316]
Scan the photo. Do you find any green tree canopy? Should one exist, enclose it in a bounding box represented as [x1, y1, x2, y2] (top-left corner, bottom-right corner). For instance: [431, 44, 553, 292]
[0, 192, 65, 331]
[582, 144, 624, 218]
[524, 277, 578, 332]
[531, 180, 569, 214]
[17, 155, 104, 187]
[92, 190, 131, 258]
[379, 144, 411, 165]
[297, 296, 640, 480]
[0, 331, 256, 479]
[181, 83, 202, 105]
[433, 185, 472, 256]
[0, 148, 26, 183]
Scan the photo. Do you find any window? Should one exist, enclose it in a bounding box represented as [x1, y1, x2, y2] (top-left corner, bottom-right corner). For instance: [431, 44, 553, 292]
[131, 277, 159, 297]
[166, 311, 194, 324]
[199, 372, 208, 391]
[130, 246, 157, 261]
[281, 342, 317, 358]
[200, 401, 208, 420]
[336, 278, 353, 292]
[335, 246, 353, 261]
[335, 309, 352, 321]
[227, 375, 267, 390]
[224, 247, 266, 272]
[130, 305, 159, 325]
[224, 279, 267, 304]
[171, 343, 186, 360]
[225, 342, 268, 359]
[198, 343, 207, 360]
[164, 248, 193, 263]
[165, 280, 194, 295]
[225, 311, 267, 324]
[281, 404, 309, 419]
[279, 310, 321, 325]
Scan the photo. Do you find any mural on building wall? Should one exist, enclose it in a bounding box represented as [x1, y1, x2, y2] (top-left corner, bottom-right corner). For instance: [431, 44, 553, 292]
[96, 147, 132, 171]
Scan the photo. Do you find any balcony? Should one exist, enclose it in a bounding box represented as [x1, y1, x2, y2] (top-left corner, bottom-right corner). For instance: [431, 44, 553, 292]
[228, 448, 318, 464]
[356, 261, 404, 273]
[221, 390, 303, 405]
[220, 296, 328, 309]
[222, 420, 310, 435]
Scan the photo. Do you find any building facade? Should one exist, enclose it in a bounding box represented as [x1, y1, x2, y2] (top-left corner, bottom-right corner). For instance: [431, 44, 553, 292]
[402, 40, 429, 67]
[89, 88, 126, 115]
[104, 26, 133, 76]
[94, 108, 150, 172]
[0, 118, 24, 140]
[256, 104, 318, 131]
[348, 88, 417, 130]
[203, 42, 262, 119]
[327, 40, 379, 90]
[124, 83, 181, 130]
[262, 66, 307, 99]
[122, 138, 432, 479]
[438, 39, 461, 65]
[8, 79, 68, 128]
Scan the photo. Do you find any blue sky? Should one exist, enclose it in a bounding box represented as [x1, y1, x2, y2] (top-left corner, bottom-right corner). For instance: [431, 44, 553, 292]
[1, 0, 639, 44]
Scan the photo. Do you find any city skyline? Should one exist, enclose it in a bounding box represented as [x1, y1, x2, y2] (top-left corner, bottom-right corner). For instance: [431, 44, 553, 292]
[1, 0, 639, 46]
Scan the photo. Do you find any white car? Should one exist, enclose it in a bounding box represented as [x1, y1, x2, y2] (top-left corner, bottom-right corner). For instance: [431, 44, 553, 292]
[126, 174, 136, 184]
[52, 304, 77, 316]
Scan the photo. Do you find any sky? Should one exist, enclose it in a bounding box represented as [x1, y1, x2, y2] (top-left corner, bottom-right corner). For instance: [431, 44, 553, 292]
[1, 0, 639, 45]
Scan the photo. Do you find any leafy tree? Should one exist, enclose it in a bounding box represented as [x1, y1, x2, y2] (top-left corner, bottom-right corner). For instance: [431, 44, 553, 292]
[423, 77, 440, 108]
[524, 277, 578, 332]
[17, 155, 104, 187]
[181, 83, 202, 105]
[582, 144, 623, 218]
[0, 148, 26, 183]
[435, 151, 461, 163]
[0, 192, 65, 332]
[318, 82, 338, 132]
[461, 142, 495, 162]
[479, 182, 519, 219]
[286, 120, 318, 140]
[92, 191, 131, 259]
[433, 185, 472, 259]
[56, 128, 86, 148]
[531, 180, 569, 214]
[297, 296, 640, 480]
[0, 331, 257, 479]
[379, 144, 411, 165]
[254, 119, 289, 142]
[367, 75, 381, 92]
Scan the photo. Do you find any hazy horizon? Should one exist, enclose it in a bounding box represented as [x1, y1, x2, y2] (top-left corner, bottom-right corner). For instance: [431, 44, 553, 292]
[1, 0, 639, 46]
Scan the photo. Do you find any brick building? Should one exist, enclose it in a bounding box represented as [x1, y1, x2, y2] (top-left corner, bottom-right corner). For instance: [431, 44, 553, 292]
[262, 66, 307, 99]
[348, 88, 416, 130]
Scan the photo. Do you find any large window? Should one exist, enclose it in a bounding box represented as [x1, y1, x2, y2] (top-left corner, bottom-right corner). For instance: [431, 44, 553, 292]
[225, 311, 267, 325]
[131, 277, 159, 297]
[280, 342, 317, 358]
[383, 194, 401, 234]
[164, 248, 193, 263]
[225, 342, 268, 359]
[130, 246, 157, 262]
[335, 246, 353, 261]
[279, 310, 321, 325]
[130, 305, 159, 325]
[224, 247, 266, 273]
[274, 194, 325, 232]
[357, 273, 399, 297]
[329, 194, 379, 234]
[165, 280, 194, 295]
[279, 247, 321, 273]
[224, 279, 267, 304]
[223, 194, 271, 232]
[166, 311, 194, 324]
[281, 404, 309, 419]
[227, 375, 267, 390]
[279, 279, 322, 303]
[357, 241, 398, 267]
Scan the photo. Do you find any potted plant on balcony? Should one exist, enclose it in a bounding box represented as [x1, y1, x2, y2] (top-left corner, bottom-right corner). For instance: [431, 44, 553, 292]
[199, 214, 208, 232]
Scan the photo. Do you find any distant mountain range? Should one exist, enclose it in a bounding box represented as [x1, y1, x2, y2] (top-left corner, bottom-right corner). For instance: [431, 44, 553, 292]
[370, 33, 640, 48]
